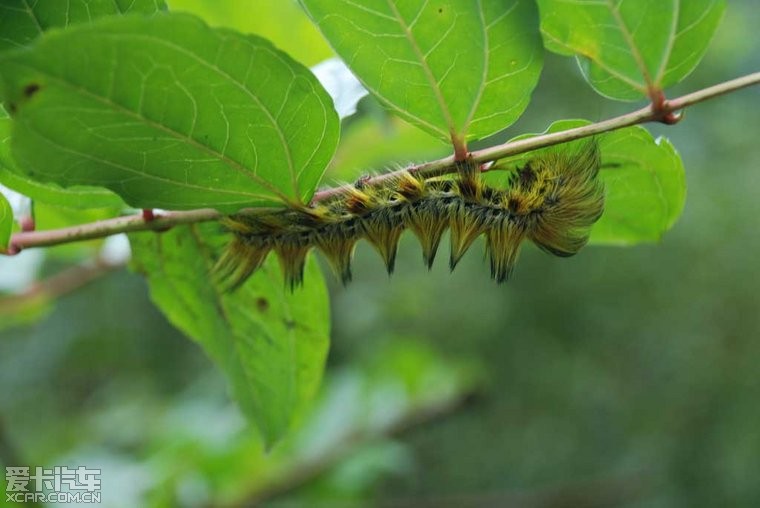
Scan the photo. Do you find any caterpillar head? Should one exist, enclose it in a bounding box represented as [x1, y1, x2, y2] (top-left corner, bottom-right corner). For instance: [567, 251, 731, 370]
[524, 141, 605, 256]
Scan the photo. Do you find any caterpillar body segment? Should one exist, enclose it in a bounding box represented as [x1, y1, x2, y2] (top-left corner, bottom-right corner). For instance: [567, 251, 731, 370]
[217, 142, 604, 290]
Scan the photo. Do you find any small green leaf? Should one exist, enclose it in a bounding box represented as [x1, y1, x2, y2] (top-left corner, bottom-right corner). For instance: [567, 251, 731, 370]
[537, 0, 726, 100]
[129, 224, 330, 445]
[0, 108, 124, 208]
[484, 120, 686, 244]
[0, 13, 339, 212]
[0, 191, 12, 251]
[0, 0, 166, 52]
[592, 127, 686, 244]
[301, 0, 543, 144]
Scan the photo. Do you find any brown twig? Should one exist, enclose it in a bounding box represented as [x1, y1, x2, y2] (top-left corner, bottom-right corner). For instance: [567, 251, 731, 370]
[312, 72, 759, 201]
[0, 256, 125, 313]
[3, 72, 758, 254]
[221, 389, 478, 508]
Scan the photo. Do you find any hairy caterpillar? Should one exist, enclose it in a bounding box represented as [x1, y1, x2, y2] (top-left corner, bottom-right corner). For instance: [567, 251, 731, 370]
[216, 142, 604, 290]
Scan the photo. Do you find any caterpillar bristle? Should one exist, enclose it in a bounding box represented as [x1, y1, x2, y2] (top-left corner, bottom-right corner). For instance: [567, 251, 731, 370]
[363, 212, 405, 274]
[274, 240, 311, 290]
[314, 232, 357, 285]
[406, 199, 449, 269]
[213, 237, 271, 291]
[449, 205, 488, 270]
[216, 141, 605, 290]
[396, 171, 426, 200]
[485, 220, 527, 283]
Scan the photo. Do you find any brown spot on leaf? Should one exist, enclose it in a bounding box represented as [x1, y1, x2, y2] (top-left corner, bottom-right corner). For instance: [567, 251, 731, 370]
[23, 83, 41, 98]
[255, 297, 269, 312]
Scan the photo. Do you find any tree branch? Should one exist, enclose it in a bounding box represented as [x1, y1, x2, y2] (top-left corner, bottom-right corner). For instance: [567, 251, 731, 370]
[321, 71, 760, 197]
[6, 208, 222, 253]
[4, 72, 759, 254]
[224, 389, 478, 507]
[0, 256, 125, 314]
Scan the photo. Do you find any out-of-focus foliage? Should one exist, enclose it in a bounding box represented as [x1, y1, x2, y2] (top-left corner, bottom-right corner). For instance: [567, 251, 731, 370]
[130, 224, 331, 446]
[0, 1, 758, 507]
[0, 191, 11, 250]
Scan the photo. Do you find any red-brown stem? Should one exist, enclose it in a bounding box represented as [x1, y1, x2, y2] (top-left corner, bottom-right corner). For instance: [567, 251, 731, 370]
[142, 208, 156, 221]
[648, 87, 683, 125]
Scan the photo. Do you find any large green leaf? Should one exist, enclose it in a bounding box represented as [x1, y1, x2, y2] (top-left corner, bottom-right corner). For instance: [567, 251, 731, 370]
[0, 13, 339, 212]
[484, 120, 686, 244]
[0, 0, 164, 208]
[0, 0, 166, 52]
[0, 191, 11, 251]
[130, 223, 330, 445]
[301, 0, 543, 144]
[0, 108, 123, 208]
[537, 0, 726, 100]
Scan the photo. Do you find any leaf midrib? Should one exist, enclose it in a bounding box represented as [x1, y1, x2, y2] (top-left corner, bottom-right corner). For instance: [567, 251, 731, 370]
[104, 30, 300, 200]
[385, 0, 458, 141]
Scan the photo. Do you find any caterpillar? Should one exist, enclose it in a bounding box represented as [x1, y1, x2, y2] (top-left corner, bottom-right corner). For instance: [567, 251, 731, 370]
[215, 142, 604, 290]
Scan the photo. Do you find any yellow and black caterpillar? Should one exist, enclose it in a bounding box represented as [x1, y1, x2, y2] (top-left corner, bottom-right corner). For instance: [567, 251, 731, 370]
[216, 142, 604, 290]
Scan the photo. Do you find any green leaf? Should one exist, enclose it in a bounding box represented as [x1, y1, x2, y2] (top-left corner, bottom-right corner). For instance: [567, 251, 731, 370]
[301, 0, 543, 144]
[537, 0, 726, 100]
[484, 120, 686, 244]
[0, 190, 12, 251]
[0, 13, 340, 212]
[168, 0, 333, 66]
[129, 223, 330, 445]
[592, 127, 686, 244]
[0, 0, 166, 52]
[0, 108, 124, 208]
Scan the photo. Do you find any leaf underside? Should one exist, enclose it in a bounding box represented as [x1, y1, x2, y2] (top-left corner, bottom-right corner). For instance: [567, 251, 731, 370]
[0, 13, 340, 212]
[537, 0, 726, 100]
[129, 223, 331, 446]
[301, 0, 544, 143]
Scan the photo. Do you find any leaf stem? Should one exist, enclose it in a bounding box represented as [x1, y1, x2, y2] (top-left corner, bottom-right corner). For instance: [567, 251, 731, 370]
[4, 72, 759, 253]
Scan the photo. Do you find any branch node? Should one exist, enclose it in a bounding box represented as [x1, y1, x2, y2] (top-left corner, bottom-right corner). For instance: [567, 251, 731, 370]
[660, 110, 684, 125]
[649, 88, 683, 125]
[19, 216, 35, 232]
[3, 242, 21, 256]
[451, 133, 469, 162]
[142, 209, 157, 222]
[142, 209, 172, 233]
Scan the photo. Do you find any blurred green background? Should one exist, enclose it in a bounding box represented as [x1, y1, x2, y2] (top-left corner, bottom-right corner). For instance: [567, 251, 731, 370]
[1, 1, 759, 507]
